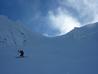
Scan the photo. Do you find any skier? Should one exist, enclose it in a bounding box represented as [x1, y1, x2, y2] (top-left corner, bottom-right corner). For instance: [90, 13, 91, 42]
[18, 49, 24, 57]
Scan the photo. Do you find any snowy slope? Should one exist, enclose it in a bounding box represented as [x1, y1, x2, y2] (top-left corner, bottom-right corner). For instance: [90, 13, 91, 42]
[0, 16, 98, 74]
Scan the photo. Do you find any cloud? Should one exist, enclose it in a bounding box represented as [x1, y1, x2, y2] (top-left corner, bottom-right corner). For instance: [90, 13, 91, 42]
[59, 0, 98, 25]
[43, 0, 98, 37]
[47, 8, 80, 36]
[11, 0, 98, 37]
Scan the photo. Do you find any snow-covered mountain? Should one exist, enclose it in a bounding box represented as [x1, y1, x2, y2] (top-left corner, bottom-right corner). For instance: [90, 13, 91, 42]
[0, 16, 98, 74]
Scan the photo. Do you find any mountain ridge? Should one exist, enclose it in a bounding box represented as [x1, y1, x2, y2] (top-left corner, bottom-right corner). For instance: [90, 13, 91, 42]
[0, 16, 98, 74]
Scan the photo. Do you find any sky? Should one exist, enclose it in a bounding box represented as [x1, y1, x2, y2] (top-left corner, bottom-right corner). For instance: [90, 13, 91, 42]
[0, 0, 98, 37]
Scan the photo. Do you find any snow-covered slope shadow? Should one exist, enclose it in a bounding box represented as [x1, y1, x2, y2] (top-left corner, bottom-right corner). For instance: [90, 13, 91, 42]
[0, 15, 98, 74]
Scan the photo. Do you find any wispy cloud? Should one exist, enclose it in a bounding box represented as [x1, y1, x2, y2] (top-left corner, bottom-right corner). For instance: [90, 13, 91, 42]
[1, 0, 97, 37]
[43, 0, 98, 36]
[47, 8, 80, 36]
[59, 0, 98, 25]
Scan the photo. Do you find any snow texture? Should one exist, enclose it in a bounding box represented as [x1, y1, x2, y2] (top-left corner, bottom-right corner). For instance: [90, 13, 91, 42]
[0, 16, 98, 74]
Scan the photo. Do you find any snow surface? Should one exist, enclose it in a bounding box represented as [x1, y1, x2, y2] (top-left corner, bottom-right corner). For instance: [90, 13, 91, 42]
[0, 16, 98, 74]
